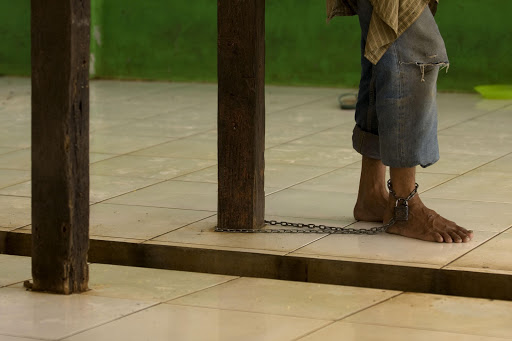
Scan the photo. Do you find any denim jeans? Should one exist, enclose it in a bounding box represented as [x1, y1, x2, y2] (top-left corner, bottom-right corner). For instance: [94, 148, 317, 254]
[352, 0, 449, 168]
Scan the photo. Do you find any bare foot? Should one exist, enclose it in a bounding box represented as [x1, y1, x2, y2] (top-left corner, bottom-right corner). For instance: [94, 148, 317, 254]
[384, 195, 474, 243]
[354, 192, 388, 222]
[354, 156, 388, 222]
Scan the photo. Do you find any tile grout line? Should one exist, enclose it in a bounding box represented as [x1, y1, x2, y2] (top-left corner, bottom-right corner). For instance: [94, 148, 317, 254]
[8, 223, 31, 232]
[264, 167, 347, 197]
[343, 318, 512, 340]
[54, 301, 163, 341]
[283, 234, 332, 256]
[0, 332, 46, 341]
[282, 221, 361, 257]
[141, 213, 217, 244]
[164, 300, 335, 322]
[442, 224, 512, 270]
[264, 122, 353, 152]
[421, 151, 512, 196]
[437, 102, 512, 133]
[89, 201, 216, 213]
[335, 291, 405, 322]
[0, 177, 32, 192]
[90, 161, 218, 181]
[291, 291, 406, 341]
[266, 93, 344, 116]
[290, 321, 338, 341]
[162, 276, 241, 304]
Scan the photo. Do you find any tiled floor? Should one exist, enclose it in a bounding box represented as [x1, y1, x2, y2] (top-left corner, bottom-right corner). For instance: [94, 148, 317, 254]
[1, 254, 512, 341]
[1, 77, 512, 277]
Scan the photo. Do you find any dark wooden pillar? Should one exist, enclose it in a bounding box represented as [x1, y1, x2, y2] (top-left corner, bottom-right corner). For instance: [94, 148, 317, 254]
[31, 0, 90, 294]
[217, 0, 266, 230]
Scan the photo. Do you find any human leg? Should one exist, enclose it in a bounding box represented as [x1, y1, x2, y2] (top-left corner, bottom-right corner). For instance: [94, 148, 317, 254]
[384, 167, 473, 243]
[353, 1, 473, 242]
[354, 156, 388, 222]
[352, 0, 387, 222]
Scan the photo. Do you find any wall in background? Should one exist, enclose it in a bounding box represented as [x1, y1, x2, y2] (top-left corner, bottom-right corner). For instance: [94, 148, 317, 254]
[1, 0, 511, 92]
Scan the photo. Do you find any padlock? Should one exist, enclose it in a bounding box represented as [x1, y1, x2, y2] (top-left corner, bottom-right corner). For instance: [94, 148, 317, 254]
[394, 200, 409, 221]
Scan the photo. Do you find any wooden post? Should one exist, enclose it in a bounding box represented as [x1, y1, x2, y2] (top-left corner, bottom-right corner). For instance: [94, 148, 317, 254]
[31, 0, 90, 294]
[217, 0, 266, 230]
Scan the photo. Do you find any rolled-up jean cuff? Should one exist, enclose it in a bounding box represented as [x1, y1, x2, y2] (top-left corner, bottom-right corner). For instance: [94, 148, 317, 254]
[352, 125, 381, 160]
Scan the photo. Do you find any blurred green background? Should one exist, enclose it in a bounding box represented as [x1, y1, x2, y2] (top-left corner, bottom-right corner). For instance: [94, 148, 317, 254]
[1, 0, 511, 92]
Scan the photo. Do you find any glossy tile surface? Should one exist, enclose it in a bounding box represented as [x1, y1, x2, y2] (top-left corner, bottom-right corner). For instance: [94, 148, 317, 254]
[90, 134, 173, 155]
[153, 215, 326, 253]
[1, 78, 511, 292]
[0, 170, 29, 190]
[0, 287, 153, 340]
[176, 163, 337, 190]
[131, 137, 217, 159]
[105, 180, 217, 211]
[265, 143, 360, 167]
[63, 304, 329, 341]
[265, 188, 356, 221]
[298, 321, 511, 341]
[0, 255, 31, 287]
[0, 175, 163, 203]
[86, 263, 236, 302]
[0, 254, 511, 341]
[446, 230, 512, 274]
[293, 168, 456, 194]
[0, 195, 31, 229]
[90, 175, 163, 203]
[90, 203, 213, 240]
[0, 149, 30, 170]
[423, 170, 512, 204]
[291, 223, 495, 267]
[170, 277, 399, 320]
[0, 336, 46, 341]
[90, 155, 215, 179]
[346, 292, 512, 339]
[421, 198, 512, 233]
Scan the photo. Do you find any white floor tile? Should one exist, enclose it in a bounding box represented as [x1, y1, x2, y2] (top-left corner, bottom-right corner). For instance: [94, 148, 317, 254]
[265, 188, 357, 222]
[153, 215, 326, 253]
[105, 180, 217, 211]
[0, 196, 31, 229]
[346, 292, 512, 339]
[90, 134, 173, 155]
[131, 137, 217, 160]
[170, 277, 399, 320]
[86, 263, 235, 302]
[90, 203, 213, 240]
[298, 321, 511, 341]
[446, 230, 512, 274]
[63, 303, 329, 341]
[265, 143, 360, 167]
[423, 171, 512, 204]
[0, 150, 30, 170]
[0, 170, 30, 190]
[90, 155, 215, 180]
[0, 255, 31, 287]
[0, 287, 153, 340]
[292, 223, 495, 267]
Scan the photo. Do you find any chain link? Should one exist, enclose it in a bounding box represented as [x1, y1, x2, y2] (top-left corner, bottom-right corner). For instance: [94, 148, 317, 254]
[214, 218, 395, 235]
[214, 181, 420, 235]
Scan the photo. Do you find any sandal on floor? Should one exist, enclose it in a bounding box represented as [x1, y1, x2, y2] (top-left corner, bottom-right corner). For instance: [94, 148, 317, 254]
[338, 93, 358, 110]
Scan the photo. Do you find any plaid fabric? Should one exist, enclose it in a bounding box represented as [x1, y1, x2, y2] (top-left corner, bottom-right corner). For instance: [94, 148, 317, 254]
[327, 0, 439, 64]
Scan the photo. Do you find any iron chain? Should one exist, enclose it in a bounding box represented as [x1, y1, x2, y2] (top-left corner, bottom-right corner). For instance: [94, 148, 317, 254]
[214, 181, 418, 235]
[214, 218, 395, 235]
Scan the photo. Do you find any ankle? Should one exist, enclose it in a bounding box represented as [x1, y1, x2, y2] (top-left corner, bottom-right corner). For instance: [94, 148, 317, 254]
[389, 167, 417, 197]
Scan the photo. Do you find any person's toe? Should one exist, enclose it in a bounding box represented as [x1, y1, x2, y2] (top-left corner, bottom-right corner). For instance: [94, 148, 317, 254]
[449, 231, 462, 243]
[440, 232, 453, 243]
[432, 232, 444, 243]
[456, 226, 473, 242]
